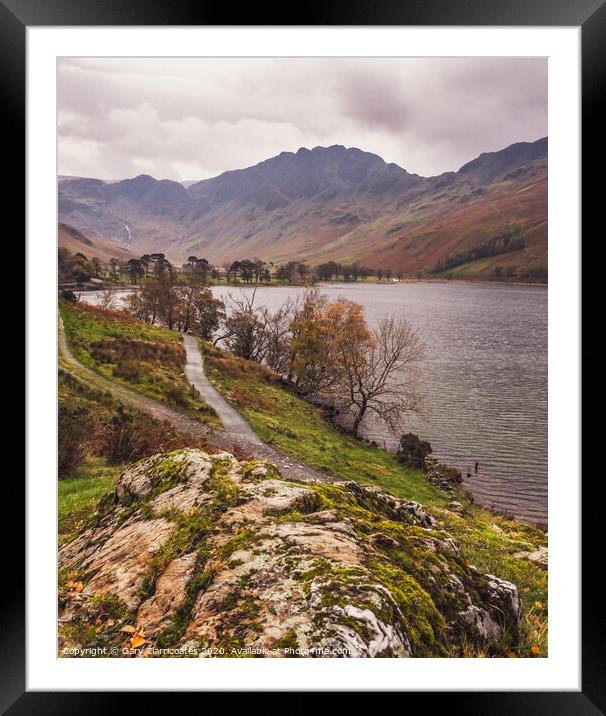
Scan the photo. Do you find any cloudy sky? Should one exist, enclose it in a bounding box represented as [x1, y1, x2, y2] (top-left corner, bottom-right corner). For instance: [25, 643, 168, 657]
[58, 57, 547, 182]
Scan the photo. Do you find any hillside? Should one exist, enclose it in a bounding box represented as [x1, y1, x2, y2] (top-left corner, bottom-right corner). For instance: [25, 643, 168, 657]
[58, 138, 547, 280]
[59, 222, 134, 262]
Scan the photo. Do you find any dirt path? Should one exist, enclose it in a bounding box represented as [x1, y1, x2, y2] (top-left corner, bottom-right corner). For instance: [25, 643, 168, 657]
[58, 317, 215, 441]
[183, 334, 263, 447]
[181, 334, 333, 481]
[59, 317, 333, 483]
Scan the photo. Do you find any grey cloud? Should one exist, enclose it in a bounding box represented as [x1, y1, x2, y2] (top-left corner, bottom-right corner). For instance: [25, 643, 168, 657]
[58, 57, 547, 181]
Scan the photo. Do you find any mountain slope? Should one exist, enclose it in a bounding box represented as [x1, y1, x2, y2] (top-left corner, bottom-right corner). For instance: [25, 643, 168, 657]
[58, 138, 547, 279]
[58, 222, 134, 262]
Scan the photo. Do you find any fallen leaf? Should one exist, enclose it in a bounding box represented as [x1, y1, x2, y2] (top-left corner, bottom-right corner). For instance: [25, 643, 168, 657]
[534, 601, 544, 609]
[506, 651, 518, 658]
[131, 635, 146, 648]
[531, 645, 541, 655]
[106, 618, 115, 627]
[74, 581, 84, 593]
[120, 625, 136, 634]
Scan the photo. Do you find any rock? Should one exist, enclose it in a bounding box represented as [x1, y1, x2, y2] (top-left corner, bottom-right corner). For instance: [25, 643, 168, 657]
[480, 574, 524, 632]
[58, 449, 524, 658]
[62, 516, 176, 610]
[423, 458, 463, 494]
[458, 605, 502, 642]
[137, 552, 198, 638]
[447, 500, 464, 515]
[513, 545, 548, 567]
[116, 450, 214, 504]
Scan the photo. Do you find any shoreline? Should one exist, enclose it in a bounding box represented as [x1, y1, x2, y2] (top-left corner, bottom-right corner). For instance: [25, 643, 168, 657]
[317, 278, 548, 289]
[63, 276, 548, 293]
[311, 393, 547, 530]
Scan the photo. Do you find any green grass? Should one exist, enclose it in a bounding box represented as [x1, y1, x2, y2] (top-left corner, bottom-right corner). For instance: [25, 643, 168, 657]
[202, 343, 447, 507]
[60, 300, 218, 425]
[437, 505, 548, 657]
[58, 456, 122, 545]
[61, 298, 179, 346]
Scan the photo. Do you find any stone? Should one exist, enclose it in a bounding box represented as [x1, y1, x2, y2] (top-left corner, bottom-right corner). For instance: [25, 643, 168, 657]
[81, 517, 176, 610]
[423, 458, 463, 494]
[137, 552, 198, 638]
[513, 545, 548, 568]
[58, 449, 524, 658]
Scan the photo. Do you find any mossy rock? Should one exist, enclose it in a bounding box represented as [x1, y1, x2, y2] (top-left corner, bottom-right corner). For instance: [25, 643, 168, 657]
[58, 449, 524, 659]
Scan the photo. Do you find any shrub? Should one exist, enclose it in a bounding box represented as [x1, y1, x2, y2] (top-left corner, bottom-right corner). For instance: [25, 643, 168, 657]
[395, 433, 432, 469]
[166, 385, 190, 407]
[91, 337, 184, 367]
[60, 289, 79, 303]
[206, 353, 276, 384]
[100, 408, 137, 464]
[99, 406, 209, 464]
[229, 387, 273, 411]
[58, 405, 96, 476]
[113, 360, 143, 382]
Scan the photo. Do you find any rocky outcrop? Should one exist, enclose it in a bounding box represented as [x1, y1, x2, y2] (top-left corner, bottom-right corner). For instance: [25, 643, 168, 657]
[423, 457, 463, 495]
[58, 449, 523, 658]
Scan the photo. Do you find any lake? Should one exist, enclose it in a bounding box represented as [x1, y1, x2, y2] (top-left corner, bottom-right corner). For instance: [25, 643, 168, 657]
[79, 281, 548, 525]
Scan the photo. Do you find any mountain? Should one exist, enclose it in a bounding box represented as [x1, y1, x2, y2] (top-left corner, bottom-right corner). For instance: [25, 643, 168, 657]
[58, 138, 547, 280]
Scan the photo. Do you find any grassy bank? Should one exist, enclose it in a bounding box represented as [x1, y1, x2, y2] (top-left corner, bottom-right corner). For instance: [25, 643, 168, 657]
[58, 457, 122, 546]
[202, 342, 446, 506]
[58, 359, 217, 546]
[60, 300, 218, 425]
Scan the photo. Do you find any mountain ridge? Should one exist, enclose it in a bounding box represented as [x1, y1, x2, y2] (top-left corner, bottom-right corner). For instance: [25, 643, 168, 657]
[58, 137, 547, 280]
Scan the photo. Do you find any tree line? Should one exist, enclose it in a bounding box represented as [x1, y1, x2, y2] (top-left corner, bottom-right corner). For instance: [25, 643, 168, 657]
[432, 228, 526, 273]
[58, 247, 400, 286]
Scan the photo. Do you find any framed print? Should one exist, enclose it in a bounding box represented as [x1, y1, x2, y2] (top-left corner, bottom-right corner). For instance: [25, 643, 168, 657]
[6, 0, 595, 709]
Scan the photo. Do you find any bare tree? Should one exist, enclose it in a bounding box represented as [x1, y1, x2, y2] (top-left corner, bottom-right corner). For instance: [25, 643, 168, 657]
[99, 286, 115, 309]
[219, 282, 268, 361]
[335, 316, 424, 438]
[261, 300, 295, 374]
[123, 279, 161, 324]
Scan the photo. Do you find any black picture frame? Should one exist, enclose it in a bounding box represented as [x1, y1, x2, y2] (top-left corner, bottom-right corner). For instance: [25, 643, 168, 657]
[8, 0, 593, 710]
